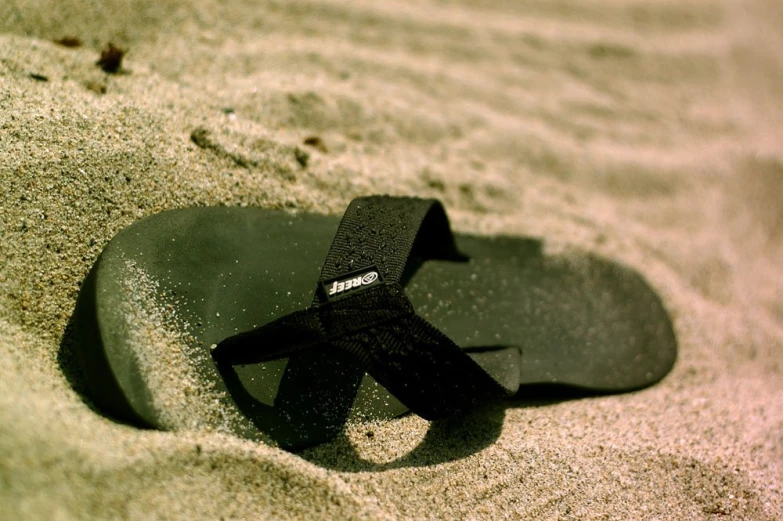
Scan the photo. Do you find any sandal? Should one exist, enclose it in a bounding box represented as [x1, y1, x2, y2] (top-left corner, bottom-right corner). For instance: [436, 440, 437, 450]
[73, 195, 676, 448]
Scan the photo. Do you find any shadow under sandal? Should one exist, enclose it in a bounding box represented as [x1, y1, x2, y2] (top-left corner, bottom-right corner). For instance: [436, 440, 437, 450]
[72, 195, 677, 449]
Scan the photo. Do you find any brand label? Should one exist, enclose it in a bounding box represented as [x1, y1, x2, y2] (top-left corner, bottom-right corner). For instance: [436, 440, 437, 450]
[321, 267, 382, 299]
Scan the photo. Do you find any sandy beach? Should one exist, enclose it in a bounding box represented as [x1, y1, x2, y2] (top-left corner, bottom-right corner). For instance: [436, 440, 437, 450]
[1, 0, 782, 519]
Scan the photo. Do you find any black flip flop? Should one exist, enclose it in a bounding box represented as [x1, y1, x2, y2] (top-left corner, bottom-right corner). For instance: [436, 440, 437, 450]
[73, 196, 677, 448]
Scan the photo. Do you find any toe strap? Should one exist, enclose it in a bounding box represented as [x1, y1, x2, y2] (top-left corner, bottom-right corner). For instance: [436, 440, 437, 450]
[333, 314, 518, 420]
[213, 282, 518, 420]
[211, 283, 416, 365]
[213, 195, 519, 445]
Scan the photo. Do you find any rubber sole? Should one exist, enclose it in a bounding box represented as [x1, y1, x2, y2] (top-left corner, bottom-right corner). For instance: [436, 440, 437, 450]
[73, 207, 677, 447]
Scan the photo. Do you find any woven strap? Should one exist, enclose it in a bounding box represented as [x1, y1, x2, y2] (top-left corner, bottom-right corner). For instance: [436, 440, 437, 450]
[212, 196, 516, 436]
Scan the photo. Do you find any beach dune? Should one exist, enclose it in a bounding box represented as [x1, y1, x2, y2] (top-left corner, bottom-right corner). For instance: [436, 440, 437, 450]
[1, 0, 781, 519]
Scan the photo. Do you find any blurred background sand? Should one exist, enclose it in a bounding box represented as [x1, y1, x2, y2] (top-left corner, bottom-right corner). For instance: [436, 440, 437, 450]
[1, 0, 781, 519]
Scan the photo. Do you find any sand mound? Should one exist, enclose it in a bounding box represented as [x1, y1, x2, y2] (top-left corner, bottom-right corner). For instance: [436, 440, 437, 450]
[1, 0, 781, 519]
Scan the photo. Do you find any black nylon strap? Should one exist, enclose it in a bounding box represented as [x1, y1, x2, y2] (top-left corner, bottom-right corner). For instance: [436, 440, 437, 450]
[315, 195, 465, 294]
[212, 196, 517, 439]
[213, 283, 416, 364]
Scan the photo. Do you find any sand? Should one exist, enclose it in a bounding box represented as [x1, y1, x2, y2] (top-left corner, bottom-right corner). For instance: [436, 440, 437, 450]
[1, 0, 781, 519]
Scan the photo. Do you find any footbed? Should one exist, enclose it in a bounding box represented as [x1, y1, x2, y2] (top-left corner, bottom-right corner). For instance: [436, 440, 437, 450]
[74, 207, 676, 447]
